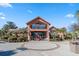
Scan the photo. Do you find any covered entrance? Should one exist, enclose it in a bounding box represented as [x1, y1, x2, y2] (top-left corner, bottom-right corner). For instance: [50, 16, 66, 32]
[31, 32, 46, 40]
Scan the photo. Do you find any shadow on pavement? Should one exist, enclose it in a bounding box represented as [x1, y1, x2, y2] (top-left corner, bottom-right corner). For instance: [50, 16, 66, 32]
[0, 50, 17, 56]
[0, 41, 6, 43]
[16, 47, 28, 51]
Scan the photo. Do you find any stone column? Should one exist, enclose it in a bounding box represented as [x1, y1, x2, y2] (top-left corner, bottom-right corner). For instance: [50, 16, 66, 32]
[46, 31, 49, 41]
[27, 25, 30, 41]
[46, 24, 50, 41]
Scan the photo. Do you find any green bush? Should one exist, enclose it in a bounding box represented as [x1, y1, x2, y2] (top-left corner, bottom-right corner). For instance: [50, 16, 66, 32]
[8, 36, 17, 42]
[64, 33, 72, 40]
[1, 35, 9, 41]
[17, 36, 28, 42]
[17, 36, 23, 42]
[50, 32, 60, 41]
[1, 35, 8, 39]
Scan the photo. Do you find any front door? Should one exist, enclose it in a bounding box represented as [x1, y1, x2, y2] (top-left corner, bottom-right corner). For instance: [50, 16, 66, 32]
[31, 32, 46, 40]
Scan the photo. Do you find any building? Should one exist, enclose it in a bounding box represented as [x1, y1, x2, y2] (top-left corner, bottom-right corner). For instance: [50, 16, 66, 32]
[27, 17, 50, 41]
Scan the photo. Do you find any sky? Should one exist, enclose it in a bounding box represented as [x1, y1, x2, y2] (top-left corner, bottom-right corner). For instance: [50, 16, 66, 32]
[0, 3, 79, 30]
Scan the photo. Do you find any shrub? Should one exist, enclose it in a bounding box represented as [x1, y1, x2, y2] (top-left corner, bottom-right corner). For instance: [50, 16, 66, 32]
[1, 35, 8, 39]
[17, 36, 28, 42]
[17, 36, 23, 42]
[50, 32, 60, 41]
[65, 33, 72, 40]
[1, 35, 9, 41]
[8, 36, 17, 42]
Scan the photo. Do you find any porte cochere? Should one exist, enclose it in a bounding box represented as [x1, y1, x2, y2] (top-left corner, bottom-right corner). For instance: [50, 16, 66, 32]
[27, 17, 50, 41]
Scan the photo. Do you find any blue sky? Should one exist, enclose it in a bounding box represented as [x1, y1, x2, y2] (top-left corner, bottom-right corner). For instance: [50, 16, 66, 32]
[0, 3, 79, 30]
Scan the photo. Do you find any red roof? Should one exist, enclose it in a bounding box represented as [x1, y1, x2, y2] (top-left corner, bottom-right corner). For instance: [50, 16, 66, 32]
[27, 16, 50, 25]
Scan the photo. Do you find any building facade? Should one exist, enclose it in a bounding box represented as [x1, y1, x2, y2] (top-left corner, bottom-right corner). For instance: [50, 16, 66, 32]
[27, 17, 50, 41]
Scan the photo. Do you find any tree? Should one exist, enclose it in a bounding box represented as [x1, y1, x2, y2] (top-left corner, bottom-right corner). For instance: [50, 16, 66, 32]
[2, 21, 18, 31]
[56, 27, 67, 33]
[0, 30, 2, 37]
[76, 10, 79, 24]
[70, 23, 79, 31]
[70, 10, 79, 32]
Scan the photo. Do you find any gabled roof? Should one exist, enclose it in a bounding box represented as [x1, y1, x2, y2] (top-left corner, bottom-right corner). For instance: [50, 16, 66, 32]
[49, 26, 57, 31]
[27, 16, 50, 25]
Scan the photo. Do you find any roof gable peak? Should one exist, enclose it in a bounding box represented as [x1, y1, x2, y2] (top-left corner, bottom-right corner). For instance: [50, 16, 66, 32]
[27, 16, 50, 25]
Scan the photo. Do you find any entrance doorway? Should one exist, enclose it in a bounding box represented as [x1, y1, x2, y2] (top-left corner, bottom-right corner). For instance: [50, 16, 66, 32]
[31, 32, 46, 40]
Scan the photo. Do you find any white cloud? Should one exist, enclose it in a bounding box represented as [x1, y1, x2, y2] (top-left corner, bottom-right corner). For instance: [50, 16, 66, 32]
[0, 16, 5, 19]
[71, 21, 75, 24]
[0, 13, 5, 16]
[0, 3, 12, 8]
[27, 9, 33, 14]
[0, 12, 6, 20]
[65, 13, 74, 18]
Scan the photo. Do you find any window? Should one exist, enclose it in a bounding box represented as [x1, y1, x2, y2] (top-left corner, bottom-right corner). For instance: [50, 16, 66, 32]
[32, 24, 36, 29]
[31, 24, 46, 29]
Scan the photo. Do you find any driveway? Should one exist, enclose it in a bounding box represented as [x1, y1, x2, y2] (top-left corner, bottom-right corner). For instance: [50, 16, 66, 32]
[0, 41, 79, 56]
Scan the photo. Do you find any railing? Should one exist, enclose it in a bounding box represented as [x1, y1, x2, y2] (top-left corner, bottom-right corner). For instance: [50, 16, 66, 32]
[30, 36, 46, 40]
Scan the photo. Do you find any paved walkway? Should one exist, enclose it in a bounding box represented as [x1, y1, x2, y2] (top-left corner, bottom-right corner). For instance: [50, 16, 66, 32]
[0, 41, 79, 56]
[23, 41, 60, 51]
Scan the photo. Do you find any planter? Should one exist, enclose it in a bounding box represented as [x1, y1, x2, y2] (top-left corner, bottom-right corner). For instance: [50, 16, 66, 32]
[70, 40, 79, 54]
